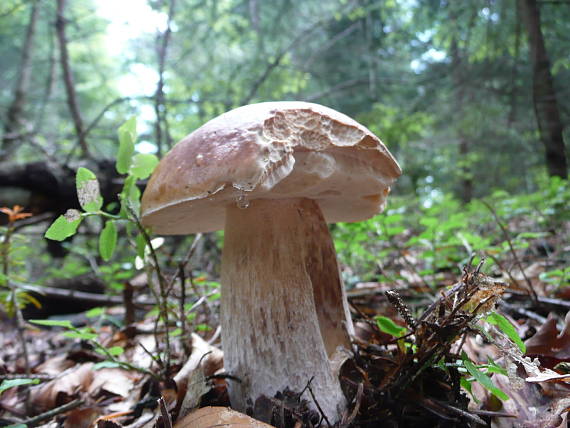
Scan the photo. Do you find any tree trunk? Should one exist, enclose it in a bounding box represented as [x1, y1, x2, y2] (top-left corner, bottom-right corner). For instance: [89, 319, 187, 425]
[450, 36, 473, 203]
[56, 0, 91, 158]
[519, 0, 568, 179]
[0, 0, 40, 161]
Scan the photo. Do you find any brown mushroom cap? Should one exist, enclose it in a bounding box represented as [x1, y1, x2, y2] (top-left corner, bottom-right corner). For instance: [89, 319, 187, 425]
[141, 101, 401, 234]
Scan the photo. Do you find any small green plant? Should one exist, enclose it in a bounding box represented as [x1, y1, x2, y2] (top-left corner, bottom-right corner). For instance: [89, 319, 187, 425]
[43, 118, 183, 375]
[28, 319, 153, 376]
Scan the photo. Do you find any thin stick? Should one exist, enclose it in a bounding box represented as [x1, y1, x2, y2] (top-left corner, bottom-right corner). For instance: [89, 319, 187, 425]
[480, 199, 538, 302]
[18, 398, 83, 426]
[158, 396, 173, 428]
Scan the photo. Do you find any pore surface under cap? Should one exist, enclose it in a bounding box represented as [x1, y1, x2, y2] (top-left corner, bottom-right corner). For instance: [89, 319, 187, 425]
[141, 101, 401, 234]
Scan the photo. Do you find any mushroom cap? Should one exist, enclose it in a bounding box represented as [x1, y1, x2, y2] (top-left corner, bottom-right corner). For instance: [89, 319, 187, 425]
[141, 101, 401, 234]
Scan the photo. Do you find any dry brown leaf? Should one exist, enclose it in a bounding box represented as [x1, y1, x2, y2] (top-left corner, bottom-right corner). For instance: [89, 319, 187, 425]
[491, 372, 570, 428]
[526, 312, 570, 364]
[174, 333, 224, 418]
[34, 354, 76, 376]
[63, 406, 100, 428]
[174, 406, 275, 428]
[87, 367, 141, 398]
[30, 363, 94, 412]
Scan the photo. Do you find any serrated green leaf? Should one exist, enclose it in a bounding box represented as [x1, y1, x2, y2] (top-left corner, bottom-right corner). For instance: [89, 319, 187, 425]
[462, 352, 509, 401]
[29, 319, 74, 329]
[485, 312, 526, 353]
[76, 168, 103, 212]
[45, 210, 82, 241]
[117, 117, 137, 174]
[0, 378, 40, 395]
[375, 316, 407, 337]
[130, 153, 159, 179]
[99, 221, 117, 261]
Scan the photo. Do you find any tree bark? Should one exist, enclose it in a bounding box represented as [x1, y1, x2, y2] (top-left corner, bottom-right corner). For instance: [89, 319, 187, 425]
[450, 36, 473, 203]
[519, 0, 568, 179]
[154, 0, 177, 156]
[56, 0, 91, 158]
[1, 0, 40, 161]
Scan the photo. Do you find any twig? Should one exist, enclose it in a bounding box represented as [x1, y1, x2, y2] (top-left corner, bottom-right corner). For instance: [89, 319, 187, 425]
[340, 382, 363, 427]
[480, 199, 538, 302]
[158, 396, 173, 428]
[303, 377, 332, 427]
[18, 398, 83, 426]
[126, 204, 172, 374]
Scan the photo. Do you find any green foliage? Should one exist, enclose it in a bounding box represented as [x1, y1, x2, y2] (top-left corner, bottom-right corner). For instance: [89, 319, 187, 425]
[0, 378, 40, 395]
[333, 177, 569, 284]
[375, 315, 408, 337]
[116, 117, 137, 174]
[99, 221, 118, 261]
[484, 312, 526, 353]
[76, 167, 103, 212]
[45, 118, 158, 265]
[29, 318, 135, 373]
[44, 210, 82, 241]
[461, 352, 509, 401]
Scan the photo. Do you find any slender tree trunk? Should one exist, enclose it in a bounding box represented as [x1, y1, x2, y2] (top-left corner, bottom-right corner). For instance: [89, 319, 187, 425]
[519, 0, 568, 179]
[1, 0, 40, 161]
[56, 0, 91, 158]
[451, 37, 473, 203]
[154, 0, 176, 156]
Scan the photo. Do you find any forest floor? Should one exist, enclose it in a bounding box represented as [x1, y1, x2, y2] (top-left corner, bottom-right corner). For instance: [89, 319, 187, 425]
[0, 195, 569, 427]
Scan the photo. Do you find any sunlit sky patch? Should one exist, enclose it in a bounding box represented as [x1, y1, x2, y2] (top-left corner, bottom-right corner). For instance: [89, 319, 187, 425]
[97, 0, 166, 153]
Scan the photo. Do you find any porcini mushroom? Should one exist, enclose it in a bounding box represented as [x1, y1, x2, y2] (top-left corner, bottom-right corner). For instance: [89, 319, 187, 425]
[140, 102, 401, 421]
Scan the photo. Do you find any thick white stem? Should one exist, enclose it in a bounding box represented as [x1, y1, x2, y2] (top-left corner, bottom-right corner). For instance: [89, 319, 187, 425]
[221, 198, 352, 422]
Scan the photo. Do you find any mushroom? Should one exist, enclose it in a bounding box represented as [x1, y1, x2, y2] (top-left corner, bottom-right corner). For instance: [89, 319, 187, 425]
[140, 102, 401, 421]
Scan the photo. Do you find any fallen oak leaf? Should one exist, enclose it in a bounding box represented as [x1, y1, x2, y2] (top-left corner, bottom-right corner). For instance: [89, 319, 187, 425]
[525, 312, 570, 367]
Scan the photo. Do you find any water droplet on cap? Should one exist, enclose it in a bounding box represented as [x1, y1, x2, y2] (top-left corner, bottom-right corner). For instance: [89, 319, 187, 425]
[196, 154, 205, 166]
[236, 193, 250, 209]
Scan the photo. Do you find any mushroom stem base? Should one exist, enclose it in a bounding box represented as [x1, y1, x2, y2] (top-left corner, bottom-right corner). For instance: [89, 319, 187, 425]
[221, 198, 352, 422]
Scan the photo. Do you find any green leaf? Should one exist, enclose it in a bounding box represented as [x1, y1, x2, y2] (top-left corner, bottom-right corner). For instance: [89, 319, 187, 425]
[85, 307, 105, 318]
[117, 117, 137, 174]
[99, 221, 117, 261]
[45, 210, 82, 241]
[135, 234, 147, 259]
[0, 378, 40, 395]
[375, 316, 407, 337]
[460, 377, 479, 403]
[196, 324, 212, 331]
[63, 331, 98, 340]
[119, 175, 141, 216]
[170, 328, 182, 337]
[485, 312, 526, 353]
[462, 352, 509, 401]
[93, 361, 122, 370]
[106, 346, 124, 356]
[29, 319, 74, 329]
[130, 153, 159, 179]
[76, 168, 103, 212]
